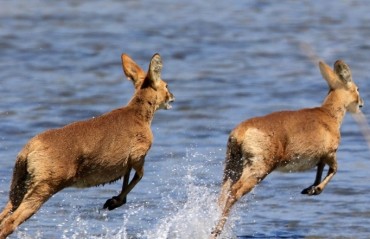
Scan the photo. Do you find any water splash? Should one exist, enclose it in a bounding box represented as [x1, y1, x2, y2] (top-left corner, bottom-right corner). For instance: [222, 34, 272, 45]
[142, 185, 231, 235]
[138, 149, 235, 239]
[143, 186, 217, 238]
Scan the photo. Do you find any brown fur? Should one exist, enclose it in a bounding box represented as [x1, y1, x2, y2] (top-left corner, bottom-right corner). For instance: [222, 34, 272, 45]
[211, 60, 363, 238]
[0, 53, 174, 238]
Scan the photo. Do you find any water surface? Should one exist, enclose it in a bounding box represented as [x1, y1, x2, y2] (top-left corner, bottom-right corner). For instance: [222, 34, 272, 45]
[1, 1, 370, 238]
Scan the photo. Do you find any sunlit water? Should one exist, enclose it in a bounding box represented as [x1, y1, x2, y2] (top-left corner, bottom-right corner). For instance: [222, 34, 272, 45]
[1, 1, 370, 238]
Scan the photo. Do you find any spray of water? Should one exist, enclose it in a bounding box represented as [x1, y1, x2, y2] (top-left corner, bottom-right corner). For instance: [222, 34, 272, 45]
[143, 185, 218, 238]
[139, 149, 237, 239]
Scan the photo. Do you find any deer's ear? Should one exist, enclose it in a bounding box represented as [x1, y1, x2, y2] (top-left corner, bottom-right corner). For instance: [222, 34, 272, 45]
[319, 61, 341, 90]
[334, 60, 352, 84]
[121, 54, 146, 89]
[145, 53, 162, 90]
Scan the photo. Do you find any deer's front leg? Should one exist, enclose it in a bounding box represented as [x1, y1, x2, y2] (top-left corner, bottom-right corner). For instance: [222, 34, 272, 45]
[302, 156, 337, 196]
[104, 164, 144, 210]
[301, 161, 325, 195]
[104, 168, 132, 210]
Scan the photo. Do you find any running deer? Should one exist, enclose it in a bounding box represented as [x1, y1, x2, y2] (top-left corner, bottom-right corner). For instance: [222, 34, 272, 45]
[211, 60, 363, 238]
[0, 53, 174, 238]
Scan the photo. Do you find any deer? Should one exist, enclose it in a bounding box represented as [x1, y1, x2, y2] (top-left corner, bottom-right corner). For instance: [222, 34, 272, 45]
[0, 53, 175, 238]
[211, 60, 363, 238]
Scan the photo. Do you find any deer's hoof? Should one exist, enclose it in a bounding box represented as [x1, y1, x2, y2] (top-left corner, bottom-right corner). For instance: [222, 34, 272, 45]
[103, 196, 126, 210]
[301, 186, 322, 196]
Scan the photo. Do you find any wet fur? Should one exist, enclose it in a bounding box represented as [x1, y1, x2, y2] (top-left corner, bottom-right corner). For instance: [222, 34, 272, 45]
[0, 53, 174, 238]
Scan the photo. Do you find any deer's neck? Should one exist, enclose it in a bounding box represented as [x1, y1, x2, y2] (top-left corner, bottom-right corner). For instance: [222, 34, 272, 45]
[126, 88, 158, 124]
[321, 90, 347, 126]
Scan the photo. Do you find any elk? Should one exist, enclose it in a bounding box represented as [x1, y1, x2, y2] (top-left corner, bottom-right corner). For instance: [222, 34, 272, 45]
[211, 60, 363, 238]
[0, 53, 174, 238]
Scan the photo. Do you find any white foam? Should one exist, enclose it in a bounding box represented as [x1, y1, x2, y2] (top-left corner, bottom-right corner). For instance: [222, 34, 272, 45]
[141, 150, 237, 239]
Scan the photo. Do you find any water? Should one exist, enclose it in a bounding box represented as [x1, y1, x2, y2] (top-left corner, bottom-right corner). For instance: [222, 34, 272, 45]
[1, 1, 370, 238]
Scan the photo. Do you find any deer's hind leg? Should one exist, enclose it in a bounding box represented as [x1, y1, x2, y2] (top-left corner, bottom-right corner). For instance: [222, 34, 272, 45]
[0, 155, 32, 225]
[0, 181, 58, 239]
[0, 202, 13, 225]
[212, 156, 273, 238]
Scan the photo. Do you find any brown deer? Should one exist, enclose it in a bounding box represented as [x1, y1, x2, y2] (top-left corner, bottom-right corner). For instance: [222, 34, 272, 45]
[0, 53, 174, 238]
[211, 60, 363, 238]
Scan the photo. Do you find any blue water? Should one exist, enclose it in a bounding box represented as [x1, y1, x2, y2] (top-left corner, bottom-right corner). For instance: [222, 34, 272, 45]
[1, 1, 370, 238]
